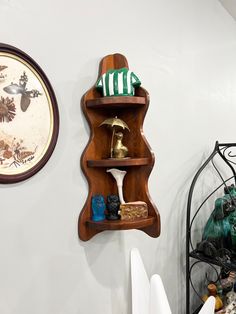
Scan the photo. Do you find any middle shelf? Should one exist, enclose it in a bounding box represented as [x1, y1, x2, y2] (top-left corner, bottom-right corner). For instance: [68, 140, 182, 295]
[87, 157, 151, 167]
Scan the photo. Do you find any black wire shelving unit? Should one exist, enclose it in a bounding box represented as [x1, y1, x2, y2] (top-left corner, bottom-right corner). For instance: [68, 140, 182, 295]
[186, 141, 236, 314]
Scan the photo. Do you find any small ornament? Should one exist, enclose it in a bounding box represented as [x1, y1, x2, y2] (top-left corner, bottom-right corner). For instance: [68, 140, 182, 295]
[226, 290, 236, 305]
[113, 132, 128, 158]
[119, 201, 148, 221]
[218, 291, 236, 313]
[222, 302, 236, 314]
[91, 195, 106, 222]
[106, 195, 120, 220]
[220, 271, 236, 294]
[202, 283, 223, 311]
[99, 116, 130, 158]
[107, 168, 127, 204]
[96, 67, 141, 97]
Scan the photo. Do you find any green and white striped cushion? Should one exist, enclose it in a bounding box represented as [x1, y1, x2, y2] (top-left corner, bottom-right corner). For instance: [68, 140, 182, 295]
[96, 67, 141, 96]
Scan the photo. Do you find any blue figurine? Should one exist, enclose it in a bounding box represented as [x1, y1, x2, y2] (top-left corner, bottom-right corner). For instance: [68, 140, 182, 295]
[91, 195, 106, 221]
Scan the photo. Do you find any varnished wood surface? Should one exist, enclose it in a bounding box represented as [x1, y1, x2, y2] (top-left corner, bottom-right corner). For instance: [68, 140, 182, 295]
[86, 96, 146, 108]
[86, 216, 156, 230]
[79, 53, 160, 241]
[87, 157, 151, 167]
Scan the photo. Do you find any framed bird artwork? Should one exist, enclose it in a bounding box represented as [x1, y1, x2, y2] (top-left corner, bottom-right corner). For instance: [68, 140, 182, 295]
[0, 43, 59, 183]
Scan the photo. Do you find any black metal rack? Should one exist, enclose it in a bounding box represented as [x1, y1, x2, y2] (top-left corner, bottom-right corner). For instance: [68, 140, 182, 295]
[186, 141, 236, 314]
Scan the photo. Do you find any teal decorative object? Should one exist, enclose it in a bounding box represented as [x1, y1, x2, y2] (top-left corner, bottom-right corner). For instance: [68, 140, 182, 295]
[96, 67, 141, 97]
[197, 186, 236, 258]
[197, 197, 232, 258]
[91, 195, 106, 222]
[202, 198, 227, 245]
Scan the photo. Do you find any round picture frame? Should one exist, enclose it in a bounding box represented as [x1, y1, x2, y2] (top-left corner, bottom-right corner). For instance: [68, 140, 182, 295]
[0, 43, 59, 183]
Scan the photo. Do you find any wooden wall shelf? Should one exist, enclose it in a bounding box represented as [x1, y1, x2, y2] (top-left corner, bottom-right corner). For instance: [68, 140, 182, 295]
[87, 158, 151, 168]
[86, 216, 156, 231]
[78, 53, 160, 241]
[86, 96, 146, 109]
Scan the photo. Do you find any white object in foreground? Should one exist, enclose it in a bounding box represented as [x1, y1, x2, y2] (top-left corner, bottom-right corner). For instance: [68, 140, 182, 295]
[131, 248, 172, 314]
[149, 274, 172, 314]
[199, 296, 215, 314]
[131, 248, 150, 314]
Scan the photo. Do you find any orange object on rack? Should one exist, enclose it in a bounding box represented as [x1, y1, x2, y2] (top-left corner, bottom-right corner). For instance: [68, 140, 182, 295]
[202, 283, 223, 312]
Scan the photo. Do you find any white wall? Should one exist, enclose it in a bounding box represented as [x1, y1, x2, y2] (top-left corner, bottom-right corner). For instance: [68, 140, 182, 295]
[0, 0, 236, 313]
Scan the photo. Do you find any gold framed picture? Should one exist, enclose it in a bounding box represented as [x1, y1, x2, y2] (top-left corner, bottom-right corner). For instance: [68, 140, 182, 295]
[0, 43, 59, 183]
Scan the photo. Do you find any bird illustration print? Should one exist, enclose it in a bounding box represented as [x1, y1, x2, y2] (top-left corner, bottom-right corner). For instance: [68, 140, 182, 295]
[3, 71, 42, 112]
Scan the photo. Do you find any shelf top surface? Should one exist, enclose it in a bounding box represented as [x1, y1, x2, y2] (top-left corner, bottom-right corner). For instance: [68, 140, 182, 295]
[87, 157, 151, 167]
[86, 96, 146, 108]
[86, 216, 155, 230]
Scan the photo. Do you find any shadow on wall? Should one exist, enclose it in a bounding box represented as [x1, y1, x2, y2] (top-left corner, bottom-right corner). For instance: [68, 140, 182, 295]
[172, 148, 228, 313]
[74, 57, 132, 313]
[80, 231, 131, 314]
[155, 152, 207, 314]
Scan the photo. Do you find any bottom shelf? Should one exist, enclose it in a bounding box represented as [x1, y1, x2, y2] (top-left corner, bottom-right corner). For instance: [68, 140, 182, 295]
[86, 216, 156, 231]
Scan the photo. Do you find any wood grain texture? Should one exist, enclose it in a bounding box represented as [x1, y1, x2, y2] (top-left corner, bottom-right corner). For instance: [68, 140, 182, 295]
[86, 96, 146, 108]
[87, 157, 151, 167]
[78, 53, 160, 241]
[86, 216, 156, 230]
